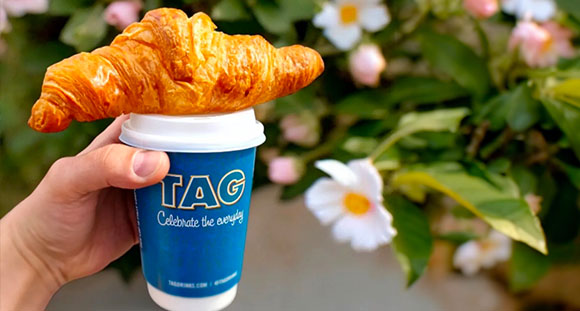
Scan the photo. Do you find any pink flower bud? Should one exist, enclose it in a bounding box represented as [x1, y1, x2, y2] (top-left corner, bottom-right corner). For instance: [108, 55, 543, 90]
[509, 20, 575, 68]
[280, 114, 320, 147]
[348, 44, 386, 87]
[268, 157, 303, 185]
[3, 0, 48, 17]
[464, 0, 499, 19]
[104, 1, 143, 31]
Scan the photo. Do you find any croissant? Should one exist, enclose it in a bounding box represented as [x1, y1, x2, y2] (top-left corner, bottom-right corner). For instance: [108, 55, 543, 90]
[29, 8, 324, 132]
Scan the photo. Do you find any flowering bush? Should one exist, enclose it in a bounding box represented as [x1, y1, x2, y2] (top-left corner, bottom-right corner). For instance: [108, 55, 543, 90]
[1, 0, 580, 304]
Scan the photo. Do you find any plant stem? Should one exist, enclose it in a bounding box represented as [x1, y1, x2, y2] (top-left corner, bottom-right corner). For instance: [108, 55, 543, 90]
[369, 127, 416, 161]
[369, 135, 398, 161]
[301, 125, 348, 163]
[528, 69, 580, 79]
[471, 17, 490, 60]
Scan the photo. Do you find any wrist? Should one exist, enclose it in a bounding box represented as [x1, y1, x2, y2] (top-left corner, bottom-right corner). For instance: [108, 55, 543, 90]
[1, 213, 62, 311]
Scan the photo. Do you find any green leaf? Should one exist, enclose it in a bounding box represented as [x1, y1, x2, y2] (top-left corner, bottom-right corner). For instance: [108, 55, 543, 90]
[60, 4, 107, 52]
[383, 77, 469, 105]
[509, 242, 550, 292]
[386, 196, 433, 287]
[473, 92, 510, 131]
[49, 0, 93, 15]
[550, 78, 580, 108]
[558, 56, 580, 70]
[370, 108, 469, 159]
[541, 179, 580, 244]
[536, 170, 557, 219]
[274, 85, 323, 116]
[556, 0, 580, 21]
[342, 136, 378, 155]
[488, 158, 511, 174]
[398, 108, 469, 135]
[336, 79, 468, 120]
[429, 0, 463, 18]
[280, 0, 315, 20]
[506, 84, 541, 132]
[542, 98, 580, 160]
[510, 164, 538, 195]
[335, 90, 391, 118]
[392, 165, 547, 254]
[374, 147, 401, 171]
[554, 159, 580, 189]
[144, 0, 162, 11]
[474, 84, 540, 132]
[211, 0, 251, 21]
[420, 30, 491, 97]
[252, 1, 292, 34]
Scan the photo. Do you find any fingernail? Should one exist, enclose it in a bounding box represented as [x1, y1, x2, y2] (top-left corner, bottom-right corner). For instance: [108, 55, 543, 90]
[133, 151, 160, 177]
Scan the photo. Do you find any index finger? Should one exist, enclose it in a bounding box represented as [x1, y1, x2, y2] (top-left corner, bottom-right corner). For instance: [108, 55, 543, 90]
[78, 115, 131, 156]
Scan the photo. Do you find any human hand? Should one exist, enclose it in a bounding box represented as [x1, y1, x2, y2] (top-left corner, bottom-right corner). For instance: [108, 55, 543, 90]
[0, 115, 170, 310]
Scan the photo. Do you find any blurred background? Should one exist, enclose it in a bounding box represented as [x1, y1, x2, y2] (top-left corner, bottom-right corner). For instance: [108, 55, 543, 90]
[2, 0, 580, 310]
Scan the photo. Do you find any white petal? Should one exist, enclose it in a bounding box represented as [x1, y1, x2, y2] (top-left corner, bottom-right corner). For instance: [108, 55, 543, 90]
[305, 178, 347, 225]
[459, 262, 480, 276]
[347, 158, 383, 201]
[501, 0, 519, 14]
[323, 24, 362, 51]
[488, 230, 512, 262]
[359, 5, 391, 32]
[4, 0, 48, 17]
[453, 241, 482, 275]
[493, 243, 512, 262]
[332, 215, 357, 243]
[331, 206, 396, 252]
[313, 3, 339, 29]
[526, 0, 556, 22]
[351, 211, 396, 251]
[488, 230, 510, 244]
[350, 212, 392, 251]
[372, 206, 397, 242]
[305, 178, 346, 207]
[315, 159, 358, 187]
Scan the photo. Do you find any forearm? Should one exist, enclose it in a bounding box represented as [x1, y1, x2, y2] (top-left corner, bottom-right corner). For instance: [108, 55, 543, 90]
[0, 212, 61, 311]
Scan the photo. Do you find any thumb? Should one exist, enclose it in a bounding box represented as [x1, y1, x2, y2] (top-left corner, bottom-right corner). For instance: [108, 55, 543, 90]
[44, 144, 169, 199]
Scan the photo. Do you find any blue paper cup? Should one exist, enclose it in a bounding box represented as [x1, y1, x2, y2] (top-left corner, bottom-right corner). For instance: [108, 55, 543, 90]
[120, 109, 265, 311]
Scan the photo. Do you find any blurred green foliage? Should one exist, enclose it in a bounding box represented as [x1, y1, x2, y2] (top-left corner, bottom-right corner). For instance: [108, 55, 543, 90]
[1, 0, 580, 295]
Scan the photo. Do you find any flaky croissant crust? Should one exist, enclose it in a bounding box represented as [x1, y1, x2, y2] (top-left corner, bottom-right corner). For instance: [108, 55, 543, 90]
[29, 8, 324, 132]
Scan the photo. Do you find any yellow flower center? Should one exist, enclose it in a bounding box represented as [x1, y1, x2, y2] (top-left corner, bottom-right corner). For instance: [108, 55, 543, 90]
[542, 36, 554, 53]
[340, 4, 358, 25]
[479, 239, 497, 251]
[344, 192, 371, 215]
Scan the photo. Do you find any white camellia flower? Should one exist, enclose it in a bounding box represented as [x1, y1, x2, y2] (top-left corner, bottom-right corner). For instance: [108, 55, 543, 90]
[305, 158, 397, 252]
[501, 0, 556, 22]
[453, 230, 512, 276]
[313, 0, 391, 51]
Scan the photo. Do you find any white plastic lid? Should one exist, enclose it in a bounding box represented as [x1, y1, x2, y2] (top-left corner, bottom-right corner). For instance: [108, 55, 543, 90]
[119, 108, 266, 153]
